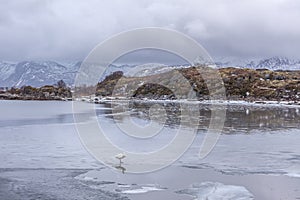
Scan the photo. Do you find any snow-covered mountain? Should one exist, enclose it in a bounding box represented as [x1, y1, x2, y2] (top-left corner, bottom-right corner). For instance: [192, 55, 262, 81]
[215, 56, 300, 70]
[255, 57, 300, 70]
[0, 61, 80, 87]
[0, 57, 300, 88]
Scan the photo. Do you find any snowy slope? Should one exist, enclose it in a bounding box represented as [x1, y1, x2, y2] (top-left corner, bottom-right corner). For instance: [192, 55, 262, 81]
[0, 61, 78, 87]
[0, 61, 16, 83]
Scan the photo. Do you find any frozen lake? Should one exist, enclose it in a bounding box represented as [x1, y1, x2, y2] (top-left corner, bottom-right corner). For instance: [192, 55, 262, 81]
[0, 100, 299, 199]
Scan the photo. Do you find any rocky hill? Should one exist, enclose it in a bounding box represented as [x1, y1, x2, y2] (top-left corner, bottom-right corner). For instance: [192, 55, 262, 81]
[95, 66, 300, 102]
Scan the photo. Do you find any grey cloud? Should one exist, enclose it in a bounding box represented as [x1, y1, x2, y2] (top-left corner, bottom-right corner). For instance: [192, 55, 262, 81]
[0, 0, 300, 61]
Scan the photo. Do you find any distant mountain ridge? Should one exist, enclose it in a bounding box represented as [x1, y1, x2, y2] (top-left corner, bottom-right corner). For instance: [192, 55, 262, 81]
[1, 57, 300, 87]
[215, 56, 300, 70]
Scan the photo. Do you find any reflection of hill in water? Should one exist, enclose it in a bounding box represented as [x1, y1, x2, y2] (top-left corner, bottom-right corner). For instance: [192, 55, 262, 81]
[222, 106, 300, 133]
[96, 102, 300, 134]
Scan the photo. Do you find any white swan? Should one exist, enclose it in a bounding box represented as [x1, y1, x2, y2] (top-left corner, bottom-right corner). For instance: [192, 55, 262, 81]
[115, 153, 126, 164]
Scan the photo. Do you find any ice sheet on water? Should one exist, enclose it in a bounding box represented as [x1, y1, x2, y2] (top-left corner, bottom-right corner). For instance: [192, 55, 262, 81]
[176, 182, 254, 200]
[76, 172, 166, 195]
[120, 184, 165, 194]
[285, 166, 300, 178]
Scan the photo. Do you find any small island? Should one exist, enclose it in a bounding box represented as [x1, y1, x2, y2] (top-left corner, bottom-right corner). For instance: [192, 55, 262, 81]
[0, 80, 72, 101]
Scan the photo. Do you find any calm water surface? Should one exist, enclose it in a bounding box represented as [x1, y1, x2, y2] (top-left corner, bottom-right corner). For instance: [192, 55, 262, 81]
[0, 100, 299, 200]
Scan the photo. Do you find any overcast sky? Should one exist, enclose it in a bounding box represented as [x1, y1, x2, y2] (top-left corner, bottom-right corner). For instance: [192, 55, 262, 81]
[1, 0, 300, 62]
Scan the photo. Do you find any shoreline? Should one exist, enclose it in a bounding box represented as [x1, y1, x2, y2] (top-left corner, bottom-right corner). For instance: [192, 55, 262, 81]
[80, 97, 300, 107]
[1, 97, 300, 107]
[0, 94, 72, 101]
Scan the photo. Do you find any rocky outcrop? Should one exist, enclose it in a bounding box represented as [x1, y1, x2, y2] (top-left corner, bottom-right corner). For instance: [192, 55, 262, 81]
[0, 80, 72, 100]
[219, 68, 300, 101]
[96, 71, 124, 96]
